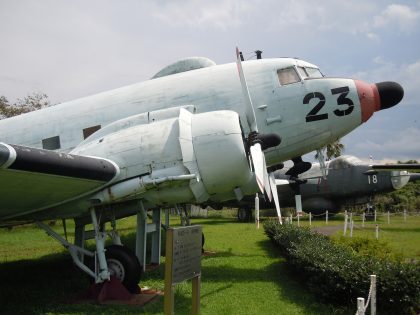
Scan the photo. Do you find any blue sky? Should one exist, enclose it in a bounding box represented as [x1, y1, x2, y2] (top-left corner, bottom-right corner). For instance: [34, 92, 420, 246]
[1, 0, 419, 162]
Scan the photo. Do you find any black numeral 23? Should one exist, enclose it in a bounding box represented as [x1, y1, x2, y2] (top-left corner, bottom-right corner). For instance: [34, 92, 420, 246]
[304, 86, 354, 122]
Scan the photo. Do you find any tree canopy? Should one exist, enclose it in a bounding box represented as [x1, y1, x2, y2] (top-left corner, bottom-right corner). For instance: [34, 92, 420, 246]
[315, 139, 344, 161]
[0, 92, 51, 119]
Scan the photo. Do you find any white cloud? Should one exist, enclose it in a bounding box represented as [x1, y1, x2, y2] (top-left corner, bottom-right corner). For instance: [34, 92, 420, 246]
[351, 58, 420, 105]
[351, 127, 420, 161]
[373, 4, 420, 33]
[151, 0, 254, 30]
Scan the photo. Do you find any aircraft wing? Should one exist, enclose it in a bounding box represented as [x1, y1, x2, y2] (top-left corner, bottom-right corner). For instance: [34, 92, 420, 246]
[370, 164, 420, 171]
[0, 143, 119, 222]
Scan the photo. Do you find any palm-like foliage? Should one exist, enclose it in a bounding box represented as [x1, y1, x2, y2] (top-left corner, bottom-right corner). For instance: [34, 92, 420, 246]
[315, 139, 344, 161]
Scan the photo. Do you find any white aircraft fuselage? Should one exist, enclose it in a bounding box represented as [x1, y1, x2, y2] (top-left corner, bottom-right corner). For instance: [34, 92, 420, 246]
[0, 56, 402, 222]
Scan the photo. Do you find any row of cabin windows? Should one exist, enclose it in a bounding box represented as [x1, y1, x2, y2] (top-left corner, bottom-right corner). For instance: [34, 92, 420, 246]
[41, 125, 101, 150]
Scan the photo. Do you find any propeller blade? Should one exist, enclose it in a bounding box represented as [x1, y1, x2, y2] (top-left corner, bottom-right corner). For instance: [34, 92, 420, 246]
[275, 179, 291, 185]
[263, 157, 272, 202]
[235, 47, 271, 196]
[236, 47, 258, 133]
[250, 143, 265, 193]
[269, 173, 282, 224]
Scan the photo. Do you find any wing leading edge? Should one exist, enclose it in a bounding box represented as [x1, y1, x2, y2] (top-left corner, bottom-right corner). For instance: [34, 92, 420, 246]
[0, 143, 119, 223]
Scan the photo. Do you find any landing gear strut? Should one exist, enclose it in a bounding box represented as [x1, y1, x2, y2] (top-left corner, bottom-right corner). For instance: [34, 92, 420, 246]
[36, 207, 142, 299]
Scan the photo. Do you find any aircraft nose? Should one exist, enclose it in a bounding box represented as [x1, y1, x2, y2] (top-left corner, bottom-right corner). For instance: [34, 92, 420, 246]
[355, 80, 404, 122]
[375, 81, 404, 110]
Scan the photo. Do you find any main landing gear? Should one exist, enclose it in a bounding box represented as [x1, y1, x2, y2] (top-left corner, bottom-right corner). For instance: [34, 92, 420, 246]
[36, 208, 142, 301]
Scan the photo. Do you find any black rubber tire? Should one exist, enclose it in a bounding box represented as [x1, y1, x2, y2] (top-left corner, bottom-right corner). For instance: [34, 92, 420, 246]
[105, 245, 142, 293]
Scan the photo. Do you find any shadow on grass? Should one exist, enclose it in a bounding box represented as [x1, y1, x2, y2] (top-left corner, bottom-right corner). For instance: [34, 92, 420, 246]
[255, 238, 352, 315]
[0, 218, 353, 315]
[0, 249, 169, 315]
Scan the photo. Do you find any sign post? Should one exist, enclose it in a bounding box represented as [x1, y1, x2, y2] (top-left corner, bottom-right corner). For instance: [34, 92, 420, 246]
[164, 225, 202, 315]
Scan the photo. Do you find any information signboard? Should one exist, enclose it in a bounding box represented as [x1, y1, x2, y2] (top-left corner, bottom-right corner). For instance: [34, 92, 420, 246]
[164, 225, 202, 315]
[171, 225, 202, 284]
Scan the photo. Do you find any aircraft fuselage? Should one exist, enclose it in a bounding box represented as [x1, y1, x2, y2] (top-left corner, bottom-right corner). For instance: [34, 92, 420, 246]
[0, 58, 363, 167]
[0, 57, 401, 221]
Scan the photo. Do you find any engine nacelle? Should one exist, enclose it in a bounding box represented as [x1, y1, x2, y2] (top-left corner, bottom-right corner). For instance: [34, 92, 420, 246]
[75, 108, 253, 206]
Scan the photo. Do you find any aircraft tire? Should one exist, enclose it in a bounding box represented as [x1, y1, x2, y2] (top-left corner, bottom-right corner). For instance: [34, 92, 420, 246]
[237, 208, 251, 222]
[106, 245, 142, 293]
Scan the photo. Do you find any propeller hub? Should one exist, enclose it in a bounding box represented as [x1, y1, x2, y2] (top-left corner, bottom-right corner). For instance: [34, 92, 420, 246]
[247, 132, 281, 151]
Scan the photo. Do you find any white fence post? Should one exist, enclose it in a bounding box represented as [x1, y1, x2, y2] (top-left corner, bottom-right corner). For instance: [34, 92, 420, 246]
[326, 210, 329, 225]
[343, 214, 348, 236]
[309, 212, 312, 226]
[375, 224, 379, 239]
[374, 209, 377, 222]
[350, 220, 354, 237]
[297, 213, 300, 227]
[255, 194, 259, 229]
[404, 209, 407, 222]
[357, 297, 365, 315]
[387, 211, 390, 224]
[371, 275, 377, 315]
[362, 213, 365, 228]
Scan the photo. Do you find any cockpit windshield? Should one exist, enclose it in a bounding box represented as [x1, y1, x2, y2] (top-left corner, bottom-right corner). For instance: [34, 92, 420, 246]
[297, 66, 323, 79]
[278, 66, 323, 86]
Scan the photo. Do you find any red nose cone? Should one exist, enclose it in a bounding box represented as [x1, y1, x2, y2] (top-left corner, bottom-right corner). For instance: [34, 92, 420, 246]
[355, 80, 380, 122]
[355, 80, 404, 123]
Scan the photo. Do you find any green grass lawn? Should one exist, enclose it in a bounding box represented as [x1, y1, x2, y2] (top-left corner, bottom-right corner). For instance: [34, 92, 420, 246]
[287, 211, 420, 260]
[0, 211, 418, 314]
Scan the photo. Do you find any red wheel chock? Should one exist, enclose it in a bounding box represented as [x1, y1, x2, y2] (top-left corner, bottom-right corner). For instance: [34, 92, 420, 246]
[87, 276, 138, 303]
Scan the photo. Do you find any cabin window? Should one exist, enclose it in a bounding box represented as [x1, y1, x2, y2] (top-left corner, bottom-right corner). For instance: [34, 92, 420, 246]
[42, 136, 61, 150]
[83, 125, 101, 139]
[277, 67, 300, 85]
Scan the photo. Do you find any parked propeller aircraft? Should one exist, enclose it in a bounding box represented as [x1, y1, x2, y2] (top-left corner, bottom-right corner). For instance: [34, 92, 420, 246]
[237, 155, 420, 221]
[0, 48, 404, 296]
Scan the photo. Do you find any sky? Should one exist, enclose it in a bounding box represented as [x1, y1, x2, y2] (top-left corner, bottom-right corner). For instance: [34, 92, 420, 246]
[0, 0, 419, 163]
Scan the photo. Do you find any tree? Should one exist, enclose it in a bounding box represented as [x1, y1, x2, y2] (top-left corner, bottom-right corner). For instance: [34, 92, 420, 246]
[0, 92, 51, 119]
[315, 139, 344, 161]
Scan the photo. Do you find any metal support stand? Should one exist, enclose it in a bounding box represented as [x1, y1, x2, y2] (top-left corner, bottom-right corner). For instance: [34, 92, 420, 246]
[135, 201, 162, 271]
[74, 223, 86, 261]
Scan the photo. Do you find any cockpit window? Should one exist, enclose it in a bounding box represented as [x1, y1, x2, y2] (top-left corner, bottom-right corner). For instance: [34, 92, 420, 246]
[305, 67, 323, 78]
[297, 67, 309, 79]
[297, 66, 323, 79]
[277, 67, 300, 85]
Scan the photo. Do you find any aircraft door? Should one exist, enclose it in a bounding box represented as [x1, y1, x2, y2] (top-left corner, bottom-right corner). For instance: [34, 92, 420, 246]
[267, 67, 304, 130]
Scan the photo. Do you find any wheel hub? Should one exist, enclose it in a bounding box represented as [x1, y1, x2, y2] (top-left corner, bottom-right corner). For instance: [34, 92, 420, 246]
[107, 258, 125, 281]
